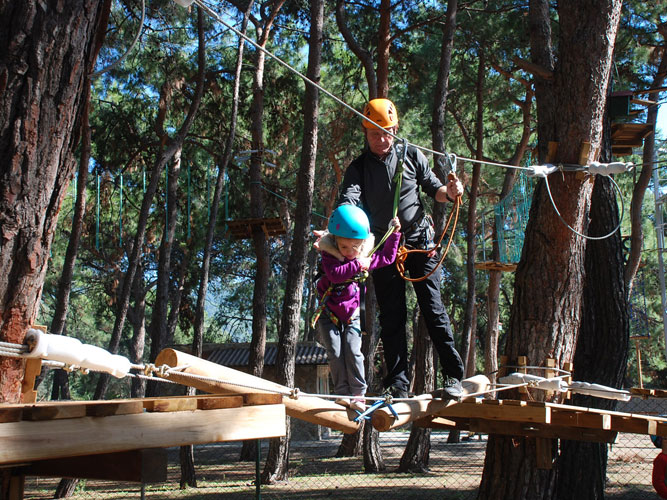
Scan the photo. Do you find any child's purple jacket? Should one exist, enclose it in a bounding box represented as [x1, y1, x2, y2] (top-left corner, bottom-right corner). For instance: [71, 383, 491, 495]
[317, 231, 401, 323]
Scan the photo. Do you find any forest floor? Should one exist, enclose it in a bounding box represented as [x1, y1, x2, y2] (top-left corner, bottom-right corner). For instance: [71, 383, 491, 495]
[23, 432, 654, 499]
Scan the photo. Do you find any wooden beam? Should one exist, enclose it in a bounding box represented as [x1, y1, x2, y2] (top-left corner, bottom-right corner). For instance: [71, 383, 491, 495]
[436, 399, 551, 424]
[466, 419, 617, 443]
[370, 375, 490, 432]
[17, 448, 167, 483]
[155, 349, 360, 434]
[0, 404, 285, 464]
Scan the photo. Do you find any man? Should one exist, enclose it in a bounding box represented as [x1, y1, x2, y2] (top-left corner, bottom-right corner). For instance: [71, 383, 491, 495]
[337, 98, 465, 400]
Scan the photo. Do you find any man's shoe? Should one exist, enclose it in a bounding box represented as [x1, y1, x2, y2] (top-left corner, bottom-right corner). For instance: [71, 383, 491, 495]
[433, 376, 462, 400]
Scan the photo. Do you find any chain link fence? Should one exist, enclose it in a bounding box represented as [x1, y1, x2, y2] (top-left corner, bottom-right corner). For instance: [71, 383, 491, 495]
[22, 396, 667, 499]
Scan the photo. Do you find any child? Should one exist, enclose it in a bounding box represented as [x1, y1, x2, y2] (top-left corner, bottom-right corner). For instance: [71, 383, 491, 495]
[314, 204, 401, 412]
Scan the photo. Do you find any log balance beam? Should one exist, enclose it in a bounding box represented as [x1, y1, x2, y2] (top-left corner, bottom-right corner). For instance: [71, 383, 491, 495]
[371, 374, 491, 432]
[155, 348, 361, 434]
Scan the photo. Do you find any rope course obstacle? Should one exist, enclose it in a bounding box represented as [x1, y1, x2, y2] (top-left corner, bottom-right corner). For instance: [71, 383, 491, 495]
[5, 329, 667, 494]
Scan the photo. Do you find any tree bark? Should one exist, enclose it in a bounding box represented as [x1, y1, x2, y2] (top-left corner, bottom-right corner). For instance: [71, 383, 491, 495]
[398, 313, 434, 472]
[262, 0, 320, 483]
[362, 280, 385, 472]
[557, 111, 629, 500]
[0, 0, 111, 405]
[478, 1, 623, 498]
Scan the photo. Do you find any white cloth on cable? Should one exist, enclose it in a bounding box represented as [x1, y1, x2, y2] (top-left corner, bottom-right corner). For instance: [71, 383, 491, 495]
[24, 328, 131, 378]
[526, 164, 559, 178]
[588, 161, 633, 176]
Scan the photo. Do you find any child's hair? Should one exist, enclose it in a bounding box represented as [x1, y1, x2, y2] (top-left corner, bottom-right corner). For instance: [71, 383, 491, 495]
[328, 205, 370, 240]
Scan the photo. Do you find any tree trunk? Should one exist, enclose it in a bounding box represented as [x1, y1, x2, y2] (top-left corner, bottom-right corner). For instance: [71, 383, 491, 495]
[147, 148, 182, 398]
[0, 0, 111, 405]
[128, 263, 147, 399]
[399, 313, 434, 472]
[49, 80, 94, 403]
[477, 2, 623, 499]
[557, 114, 628, 500]
[624, 23, 667, 292]
[461, 52, 485, 378]
[262, 0, 319, 483]
[95, 7, 206, 400]
[362, 280, 385, 472]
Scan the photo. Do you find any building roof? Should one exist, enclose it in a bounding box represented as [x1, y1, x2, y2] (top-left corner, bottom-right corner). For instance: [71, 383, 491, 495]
[205, 341, 328, 367]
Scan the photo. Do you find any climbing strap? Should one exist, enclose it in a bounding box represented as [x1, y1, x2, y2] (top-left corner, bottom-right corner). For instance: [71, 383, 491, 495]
[369, 138, 408, 257]
[310, 271, 369, 329]
[395, 193, 461, 283]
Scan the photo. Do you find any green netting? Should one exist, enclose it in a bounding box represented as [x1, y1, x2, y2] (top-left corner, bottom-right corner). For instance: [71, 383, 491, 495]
[494, 173, 534, 264]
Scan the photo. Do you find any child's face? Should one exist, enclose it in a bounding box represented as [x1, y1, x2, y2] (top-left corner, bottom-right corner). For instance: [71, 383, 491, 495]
[336, 236, 364, 260]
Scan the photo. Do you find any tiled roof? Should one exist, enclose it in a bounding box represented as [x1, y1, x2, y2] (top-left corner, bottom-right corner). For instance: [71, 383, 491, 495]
[206, 342, 328, 367]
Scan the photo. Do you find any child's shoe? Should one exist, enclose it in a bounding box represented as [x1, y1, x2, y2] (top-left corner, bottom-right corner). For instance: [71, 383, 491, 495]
[335, 398, 350, 407]
[349, 396, 366, 412]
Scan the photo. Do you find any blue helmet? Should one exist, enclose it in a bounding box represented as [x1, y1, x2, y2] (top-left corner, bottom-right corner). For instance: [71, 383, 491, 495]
[328, 205, 370, 239]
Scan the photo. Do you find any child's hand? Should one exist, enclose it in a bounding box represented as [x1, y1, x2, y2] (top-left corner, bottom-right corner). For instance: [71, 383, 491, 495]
[358, 256, 371, 270]
[389, 217, 401, 233]
[313, 229, 325, 251]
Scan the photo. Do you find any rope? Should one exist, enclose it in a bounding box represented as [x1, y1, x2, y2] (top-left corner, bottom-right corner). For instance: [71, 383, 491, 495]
[543, 172, 625, 241]
[395, 195, 461, 282]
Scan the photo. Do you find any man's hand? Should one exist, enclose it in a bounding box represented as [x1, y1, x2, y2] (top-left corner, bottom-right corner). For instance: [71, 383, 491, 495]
[446, 176, 464, 201]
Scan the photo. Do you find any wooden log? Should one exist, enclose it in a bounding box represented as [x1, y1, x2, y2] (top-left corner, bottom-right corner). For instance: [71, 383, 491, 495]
[0, 404, 285, 465]
[154, 348, 361, 434]
[370, 374, 490, 432]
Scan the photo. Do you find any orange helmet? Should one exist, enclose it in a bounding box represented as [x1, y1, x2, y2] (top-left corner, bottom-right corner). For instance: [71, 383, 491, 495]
[362, 98, 399, 129]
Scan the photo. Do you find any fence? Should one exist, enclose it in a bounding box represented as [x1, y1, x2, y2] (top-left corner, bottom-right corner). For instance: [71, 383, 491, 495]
[22, 397, 666, 500]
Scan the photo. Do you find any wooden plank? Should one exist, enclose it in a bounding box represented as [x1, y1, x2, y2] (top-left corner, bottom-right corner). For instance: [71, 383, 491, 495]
[243, 393, 283, 406]
[155, 348, 360, 434]
[21, 402, 88, 421]
[17, 448, 168, 483]
[466, 419, 617, 443]
[0, 404, 286, 465]
[437, 399, 551, 424]
[0, 406, 23, 423]
[21, 359, 42, 404]
[86, 400, 145, 417]
[414, 416, 464, 430]
[550, 407, 611, 430]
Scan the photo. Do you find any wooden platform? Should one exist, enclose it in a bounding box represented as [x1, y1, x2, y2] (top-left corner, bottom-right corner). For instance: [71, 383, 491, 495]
[0, 394, 284, 465]
[415, 397, 667, 443]
[611, 122, 654, 156]
[474, 261, 517, 272]
[226, 217, 286, 239]
[630, 387, 667, 399]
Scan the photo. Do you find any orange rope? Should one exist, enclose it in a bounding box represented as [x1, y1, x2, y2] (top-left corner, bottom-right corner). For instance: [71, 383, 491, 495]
[395, 196, 461, 282]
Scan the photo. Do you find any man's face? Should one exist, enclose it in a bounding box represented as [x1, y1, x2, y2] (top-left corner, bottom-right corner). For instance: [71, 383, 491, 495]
[365, 126, 396, 157]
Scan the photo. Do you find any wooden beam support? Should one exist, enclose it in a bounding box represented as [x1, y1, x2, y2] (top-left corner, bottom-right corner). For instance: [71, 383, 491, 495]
[17, 448, 167, 483]
[0, 404, 285, 465]
[155, 349, 360, 434]
[466, 419, 617, 443]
